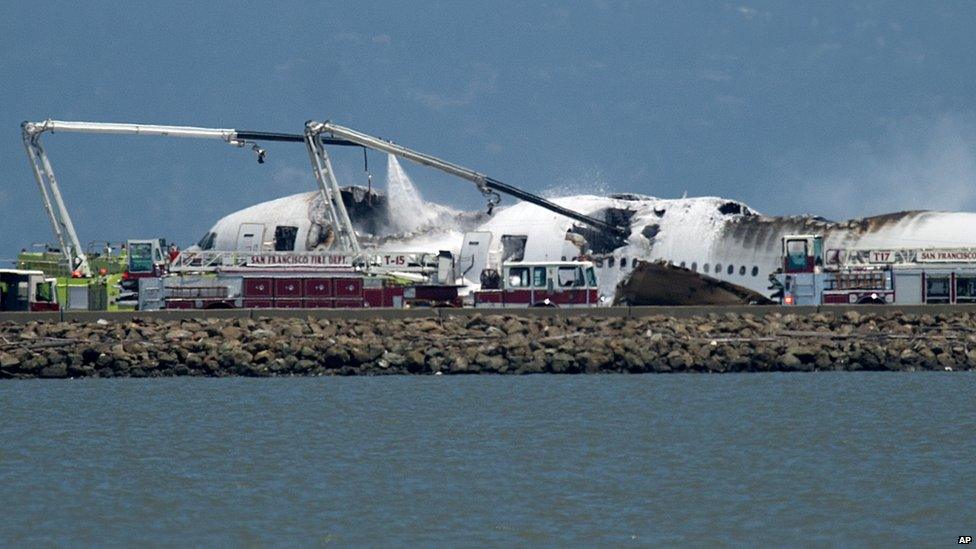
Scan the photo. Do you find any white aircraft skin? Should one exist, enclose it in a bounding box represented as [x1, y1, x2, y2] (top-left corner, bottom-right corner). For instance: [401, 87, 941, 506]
[189, 190, 976, 299]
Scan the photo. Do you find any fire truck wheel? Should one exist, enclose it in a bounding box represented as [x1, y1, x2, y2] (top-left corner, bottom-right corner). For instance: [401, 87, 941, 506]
[856, 296, 886, 305]
[531, 301, 558, 308]
[203, 301, 234, 310]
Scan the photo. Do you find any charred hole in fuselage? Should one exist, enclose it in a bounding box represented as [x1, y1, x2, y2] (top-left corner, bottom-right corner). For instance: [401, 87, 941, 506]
[274, 226, 298, 251]
[641, 224, 660, 242]
[567, 207, 635, 254]
[718, 201, 742, 215]
[500, 235, 527, 262]
[340, 186, 389, 235]
[653, 207, 666, 218]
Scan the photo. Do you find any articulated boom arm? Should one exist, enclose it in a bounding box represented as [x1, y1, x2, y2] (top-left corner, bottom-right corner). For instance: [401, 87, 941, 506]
[21, 119, 363, 276]
[308, 120, 631, 239]
[21, 120, 271, 277]
[22, 117, 628, 279]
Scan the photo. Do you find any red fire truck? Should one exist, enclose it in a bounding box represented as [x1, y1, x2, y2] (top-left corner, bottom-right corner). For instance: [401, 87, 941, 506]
[776, 234, 976, 306]
[147, 251, 600, 310]
[162, 271, 462, 310]
[473, 261, 599, 308]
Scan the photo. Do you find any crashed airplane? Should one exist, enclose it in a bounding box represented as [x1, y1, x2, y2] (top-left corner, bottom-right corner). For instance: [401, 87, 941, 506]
[24, 119, 976, 304]
[188, 170, 976, 304]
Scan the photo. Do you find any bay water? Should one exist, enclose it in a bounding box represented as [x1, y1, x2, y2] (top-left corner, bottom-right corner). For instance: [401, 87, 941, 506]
[2, 373, 974, 545]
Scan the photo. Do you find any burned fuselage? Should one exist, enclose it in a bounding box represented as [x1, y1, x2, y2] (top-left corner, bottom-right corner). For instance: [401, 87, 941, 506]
[191, 188, 976, 303]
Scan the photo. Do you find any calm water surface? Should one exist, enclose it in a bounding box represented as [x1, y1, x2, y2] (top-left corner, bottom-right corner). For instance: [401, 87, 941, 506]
[1, 374, 974, 546]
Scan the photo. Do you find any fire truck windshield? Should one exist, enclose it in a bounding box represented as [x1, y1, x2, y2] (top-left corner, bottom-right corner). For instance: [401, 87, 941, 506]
[586, 267, 597, 287]
[508, 267, 531, 287]
[532, 267, 546, 287]
[129, 243, 154, 273]
[558, 266, 585, 287]
[786, 240, 808, 271]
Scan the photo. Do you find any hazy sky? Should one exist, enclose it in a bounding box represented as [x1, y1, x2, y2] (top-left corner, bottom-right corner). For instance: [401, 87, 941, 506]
[2, 1, 975, 260]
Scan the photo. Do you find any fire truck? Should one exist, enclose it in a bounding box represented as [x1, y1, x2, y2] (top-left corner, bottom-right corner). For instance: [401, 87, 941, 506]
[154, 249, 461, 310]
[0, 269, 59, 312]
[473, 261, 599, 307]
[776, 234, 976, 306]
[146, 242, 600, 310]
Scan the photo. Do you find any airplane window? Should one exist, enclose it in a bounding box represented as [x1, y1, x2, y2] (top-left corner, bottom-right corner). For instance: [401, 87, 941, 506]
[727, 264, 734, 275]
[739, 266, 746, 276]
[595, 258, 603, 268]
[703, 263, 710, 273]
[561, 256, 567, 261]
[691, 262, 697, 272]
[680, 261, 686, 268]
[620, 257, 627, 268]
[608, 257, 615, 268]
[715, 263, 722, 274]
[752, 266, 759, 277]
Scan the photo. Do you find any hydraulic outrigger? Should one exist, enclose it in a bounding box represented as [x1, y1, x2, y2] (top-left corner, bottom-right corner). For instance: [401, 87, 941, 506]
[22, 118, 630, 277]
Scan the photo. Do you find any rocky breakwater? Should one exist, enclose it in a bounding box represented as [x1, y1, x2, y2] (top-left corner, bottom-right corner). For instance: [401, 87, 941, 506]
[1, 310, 975, 378]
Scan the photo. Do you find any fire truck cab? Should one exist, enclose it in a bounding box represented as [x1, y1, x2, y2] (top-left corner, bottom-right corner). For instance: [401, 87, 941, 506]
[123, 239, 167, 280]
[0, 269, 60, 312]
[120, 238, 168, 304]
[473, 260, 599, 307]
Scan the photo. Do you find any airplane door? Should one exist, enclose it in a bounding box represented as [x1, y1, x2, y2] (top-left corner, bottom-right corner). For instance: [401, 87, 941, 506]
[458, 231, 492, 283]
[237, 223, 265, 252]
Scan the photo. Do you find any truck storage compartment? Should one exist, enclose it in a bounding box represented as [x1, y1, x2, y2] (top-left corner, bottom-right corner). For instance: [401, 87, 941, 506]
[334, 278, 363, 298]
[304, 278, 333, 297]
[274, 279, 302, 298]
[243, 278, 273, 298]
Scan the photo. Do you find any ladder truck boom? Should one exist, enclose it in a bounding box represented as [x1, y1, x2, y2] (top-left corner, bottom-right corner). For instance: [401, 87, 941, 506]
[20, 119, 363, 276]
[21, 117, 631, 278]
[308, 120, 632, 240]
